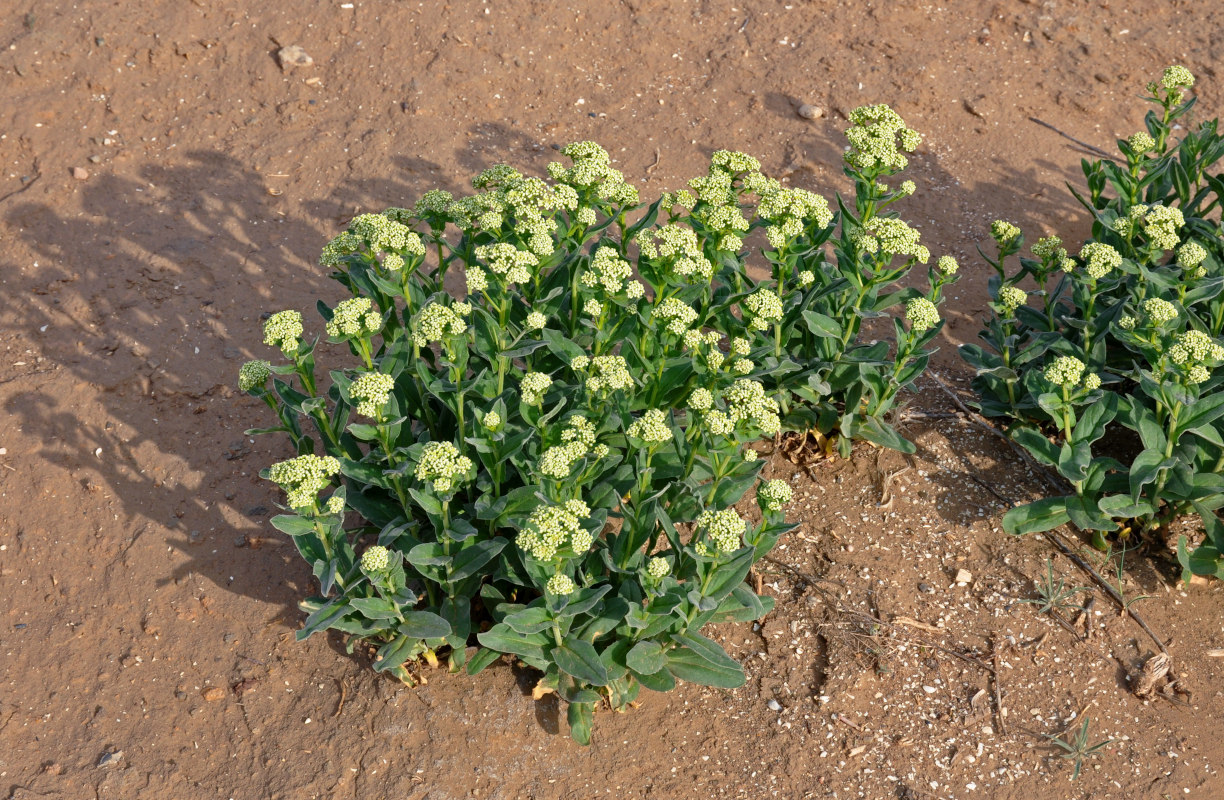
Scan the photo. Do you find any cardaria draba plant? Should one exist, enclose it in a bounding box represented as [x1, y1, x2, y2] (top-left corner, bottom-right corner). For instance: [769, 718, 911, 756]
[239, 112, 947, 742]
[961, 66, 1224, 581]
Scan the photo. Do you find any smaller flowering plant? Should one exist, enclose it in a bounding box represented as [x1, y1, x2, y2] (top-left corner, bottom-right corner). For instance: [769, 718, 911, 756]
[961, 67, 1224, 580]
[240, 141, 825, 743]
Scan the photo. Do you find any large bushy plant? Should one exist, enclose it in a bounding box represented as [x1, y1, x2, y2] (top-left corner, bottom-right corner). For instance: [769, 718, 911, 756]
[962, 66, 1224, 580]
[239, 105, 951, 742]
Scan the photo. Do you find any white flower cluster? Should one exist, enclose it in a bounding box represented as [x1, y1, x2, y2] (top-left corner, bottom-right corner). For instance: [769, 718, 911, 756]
[1169, 330, 1224, 383]
[936, 255, 959, 275]
[726, 378, 781, 435]
[997, 285, 1027, 317]
[547, 141, 638, 206]
[759, 185, 834, 248]
[697, 508, 747, 553]
[654, 297, 699, 336]
[475, 242, 539, 285]
[844, 104, 922, 172]
[1080, 242, 1122, 280]
[854, 217, 929, 263]
[483, 410, 502, 430]
[412, 302, 468, 348]
[526, 311, 547, 330]
[414, 441, 473, 494]
[637, 224, 714, 282]
[546, 573, 576, 596]
[758, 479, 793, 512]
[360, 545, 390, 573]
[1142, 205, 1184, 251]
[582, 354, 634, 394]
[521, 372, 553, 405]
[1177, 241, 1207, 274]
[539, 416, 596, 479]
[1127, 131, 1156, 154]
[319, 231, 362, 267]
[238, 360, 271, 392]
[1043, 355, 1087, 387]
[688, 387, 714, 411]
[905, 297, 940, 332]
[1143, 297, 1178, 325]
[349, 213, 425, 257]
[350, 372, 395, 418]
[744, 288, 784, 330]
[990, 220, 1021, 245]
[326, 297, 381, 339]
[1162, 65, 1195, 90]
[627, 408, 672, 443]
[581, 246, 633, 294]
[263, 310, 303, 354]
[413, 189, 453, 220]
[517, 498, 593, 561]
[646, 556, 671, 580]
[268, 454, 341, 510]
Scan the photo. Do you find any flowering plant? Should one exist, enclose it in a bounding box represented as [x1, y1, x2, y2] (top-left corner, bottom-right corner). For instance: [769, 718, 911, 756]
[239, 107, 944, 742]
[961, 67, 1224, 580]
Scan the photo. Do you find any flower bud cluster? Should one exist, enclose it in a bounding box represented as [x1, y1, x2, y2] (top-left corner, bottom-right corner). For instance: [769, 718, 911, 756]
[518, 498, 593, 561]
[844, 104, 921, 172]
[855, 217, 930, 263]
[1177, 241, 1207, 273]
[936, 255, 959, 275]
[239, 360, 271, 392]
[758, 479, 793, 512]
[583, 355, 633, 394]
[1169, 330, 1224, 383]
[476, 243, 539, 285]
[1142, 205, 1184, 251]
[414, 441, 473, 494]
[1143, 297, 1178, 325]
[627, 408, 672, 443]
[646, 557, 671, 580]
[697, 508, 747, 553]
[319, 231, 362, 267]
[637, 224, 714, 282]
[744, 288, 784, 331]
[268, 454, 341, 510]
[360, 545, 390, 573]
[990, 220, 1021, 245]
[326, 297, 381, 339]
[1043, 355, 1087, 388]
[411, 302, 468, 348]
[997, 285, 1027, 317]
[905, 297, 940, 332]
[1127, 131, 1155, 154]
[726, 379, 781, 436]
[264, 310, 304, 354]
[580, 246, 633, 294]
[350, 372, 395, 418]
[521, 372, 553, 405]
[546, 573, 576, 596]
[1080, 242, 1122, 280]
[1031, 236, 1066, 264]
[654, 297, 699, 336]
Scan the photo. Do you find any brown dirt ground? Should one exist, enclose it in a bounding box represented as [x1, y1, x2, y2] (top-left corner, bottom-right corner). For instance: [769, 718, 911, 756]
[2, 1, 1223, 798]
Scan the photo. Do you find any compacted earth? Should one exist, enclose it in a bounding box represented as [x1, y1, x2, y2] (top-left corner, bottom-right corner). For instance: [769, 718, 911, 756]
[2, 1, 1223, 798]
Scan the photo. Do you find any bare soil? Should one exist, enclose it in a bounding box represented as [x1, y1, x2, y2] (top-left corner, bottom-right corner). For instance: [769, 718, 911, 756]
[2, 1, 1223, 798]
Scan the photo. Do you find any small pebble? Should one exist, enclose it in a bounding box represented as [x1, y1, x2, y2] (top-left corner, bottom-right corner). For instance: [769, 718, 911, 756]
[918, 582, 934, 594]
[767, 699, 783, 711]
[277, 45, 314, 69]
[954, 569, 973, 585]
[88, 154, 102, 163]
[797, 103, 823, 120]
[97, 750, 123, 769]
[71, 166, 89, 180]
[202, 687, 226, 702]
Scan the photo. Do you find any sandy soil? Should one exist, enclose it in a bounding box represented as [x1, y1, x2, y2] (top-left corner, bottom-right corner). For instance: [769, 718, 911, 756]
[2, 1, 1223, 798]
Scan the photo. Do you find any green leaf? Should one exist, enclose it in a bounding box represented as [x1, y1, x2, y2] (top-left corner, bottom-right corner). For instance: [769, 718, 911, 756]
[1128, 450, 1172, 499]
[631, 665, 677, 693]
[802, 310, 842, 339]
[406, 542, 450, 567]
[349, 596, 401, 621]
[666, 633, 745, 688]
[702, 548, 755, 605]
[552, 637, 610, 687]
[1174, 393, 1224, 439]
[1002, 497, 1070, 535]
[270, 514, 318, 537]
[397, 611, 451, 640]
[478, 623, 550, 661]
[1097, 494, 1157, 520]
[465, 647, 502, 676]
[567, 701, 594, 746]
[296, 598, 351, 640]
[449, 537, 507, 583]
[1011, 427, 1059, 466]
[373, 635, 422, 673]
[625, 640, 667, 675]
[503, 605, 555, 635]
